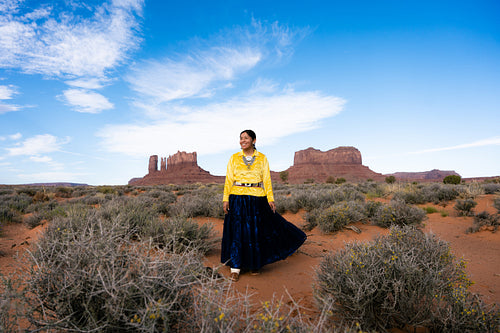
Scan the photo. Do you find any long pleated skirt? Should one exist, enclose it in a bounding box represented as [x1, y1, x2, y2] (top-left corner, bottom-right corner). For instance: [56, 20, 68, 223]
[221, 194, 307, 270]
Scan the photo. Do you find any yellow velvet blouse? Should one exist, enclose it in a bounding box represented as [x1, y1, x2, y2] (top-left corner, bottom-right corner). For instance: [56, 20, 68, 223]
[223, 150, 274, 202]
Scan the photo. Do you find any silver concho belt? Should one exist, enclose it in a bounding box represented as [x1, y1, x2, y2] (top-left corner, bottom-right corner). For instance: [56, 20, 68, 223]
[234, 182, 263, 187]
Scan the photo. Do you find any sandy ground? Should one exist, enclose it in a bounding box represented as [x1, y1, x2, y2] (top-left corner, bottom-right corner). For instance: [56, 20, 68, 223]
[1, 195, 499, 324]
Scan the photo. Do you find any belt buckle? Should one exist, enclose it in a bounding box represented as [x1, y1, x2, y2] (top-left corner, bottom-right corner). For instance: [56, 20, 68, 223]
[244, 183, 251, 187]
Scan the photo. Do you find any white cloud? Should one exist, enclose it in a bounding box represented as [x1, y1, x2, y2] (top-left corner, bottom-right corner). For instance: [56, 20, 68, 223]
[6, 134, 70, 156]
[128, 47, 261, 103]
[409, 137, 500, 154]
[29, 155, 53, 163]
[0, 84, 21, 114]
[0, 102, 21, 114]
[66, 78, 106, 89]
[61, 88, 114, 113]
[0, 0, 143, 78]
[10, 132, 22, 140]
[0, 84, 17, 99]
[29, 155, 64, 170]
[98, 89, 345, 156]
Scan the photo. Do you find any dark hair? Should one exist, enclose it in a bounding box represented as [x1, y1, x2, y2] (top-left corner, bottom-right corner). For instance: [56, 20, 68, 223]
[240, 129, 256, 150]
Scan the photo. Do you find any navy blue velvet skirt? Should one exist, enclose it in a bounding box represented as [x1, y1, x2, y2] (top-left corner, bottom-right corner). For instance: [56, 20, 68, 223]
[221, 195, 307, 270]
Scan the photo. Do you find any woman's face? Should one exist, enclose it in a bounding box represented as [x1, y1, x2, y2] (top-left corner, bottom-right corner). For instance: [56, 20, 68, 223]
[240, 132, 256, 150]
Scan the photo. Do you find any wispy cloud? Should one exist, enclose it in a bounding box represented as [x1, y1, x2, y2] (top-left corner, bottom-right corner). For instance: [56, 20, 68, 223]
[61, 89, 114, 113]
[0, 84, 17, 99]
[0, 84, 21, 114]
[99, 89, 345, 156]
[6, 134, 70, 156]
[128, 47, 261, 104]
[29, 155, 64, 170]
[0, 0, 144, 78]
[127, 20, 310, 110]
[409, 137, 500, 154]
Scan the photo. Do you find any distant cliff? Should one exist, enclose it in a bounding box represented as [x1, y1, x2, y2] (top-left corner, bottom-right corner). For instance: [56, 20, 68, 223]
[385, 169, 460, 182]
[272, 147, 385, 183]
[129, 151, 224, 185]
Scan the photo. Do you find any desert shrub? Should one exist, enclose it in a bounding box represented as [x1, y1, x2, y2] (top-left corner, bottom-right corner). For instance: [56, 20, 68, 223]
[169, 188, 224, 218]
[466, 211, 499, 233]
[364, 200, 382, 218]
[357, 181, 384, 199]
[331, 184, 365, 203]
[371, 200, 426, 228]
[0, 206, 22, 224]
[32, 191, 50, 203]
[494, 197, 500, 214]
[443, 175, 462, 184]
[458, 182, 485, 199]
[24, 212, 45, 229]
[315, 226, 500, 331]
[23, 210, 212, 332]
[55, 186, 74, 198]
[385, 175, 396, 184]
[0, 188, 14, 195]
[0, 193, 32, 213]
[280, 170, 289, 183]
[392, 189, 426, 205]
[482, 183, 500, 194]
[70, 193, 107, 206]
[325, 176, 335, 184]
[0, 274, 26, 332]
[158, 217, 215, 255]
[137, 189, 177, 216]
[422, 183, 460, 204]
[335, 177, 346, 184]
[15, 187, 37, 197]
[454, 199, 477, 216]
[306, 201, 366, 233]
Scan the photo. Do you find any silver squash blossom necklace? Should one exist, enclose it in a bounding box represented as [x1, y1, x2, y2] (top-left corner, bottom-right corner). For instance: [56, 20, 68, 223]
[242, 155, 256, 170]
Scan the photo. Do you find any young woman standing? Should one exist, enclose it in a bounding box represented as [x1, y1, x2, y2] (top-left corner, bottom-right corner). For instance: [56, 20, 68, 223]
[221, 130, 307, 282]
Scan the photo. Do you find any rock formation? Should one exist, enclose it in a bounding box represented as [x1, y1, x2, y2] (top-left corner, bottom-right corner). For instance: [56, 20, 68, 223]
[129, 151, 224, 185]
[386, 169, 460, 182]
[128, 146, 464, 186]
[272, 147, 385, 183]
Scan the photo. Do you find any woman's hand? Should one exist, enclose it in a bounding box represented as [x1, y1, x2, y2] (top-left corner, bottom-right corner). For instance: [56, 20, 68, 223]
[269, 201, 276, 213]
[223, 201, 229, 214]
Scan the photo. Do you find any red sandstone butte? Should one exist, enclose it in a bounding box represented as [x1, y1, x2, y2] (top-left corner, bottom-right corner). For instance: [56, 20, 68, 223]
[271, 146, 385, 183]
[129, 151, 224, 185]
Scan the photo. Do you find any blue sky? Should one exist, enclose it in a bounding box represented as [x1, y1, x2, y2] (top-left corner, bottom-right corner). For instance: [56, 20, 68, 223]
[0, 0, 499, 185]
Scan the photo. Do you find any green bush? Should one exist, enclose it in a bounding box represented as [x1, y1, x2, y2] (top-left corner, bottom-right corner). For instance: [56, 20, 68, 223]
[315, 226, 500, 331]
[335, 177, 346, 184]
[454, 199, 477, 216]
[385, 175, 396, 184]
[443, 175, 462, 184]
[424, 206, 438, 214]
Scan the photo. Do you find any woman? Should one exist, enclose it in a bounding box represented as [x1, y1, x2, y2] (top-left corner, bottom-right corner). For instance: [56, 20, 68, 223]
[221, 130, 307, 282]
